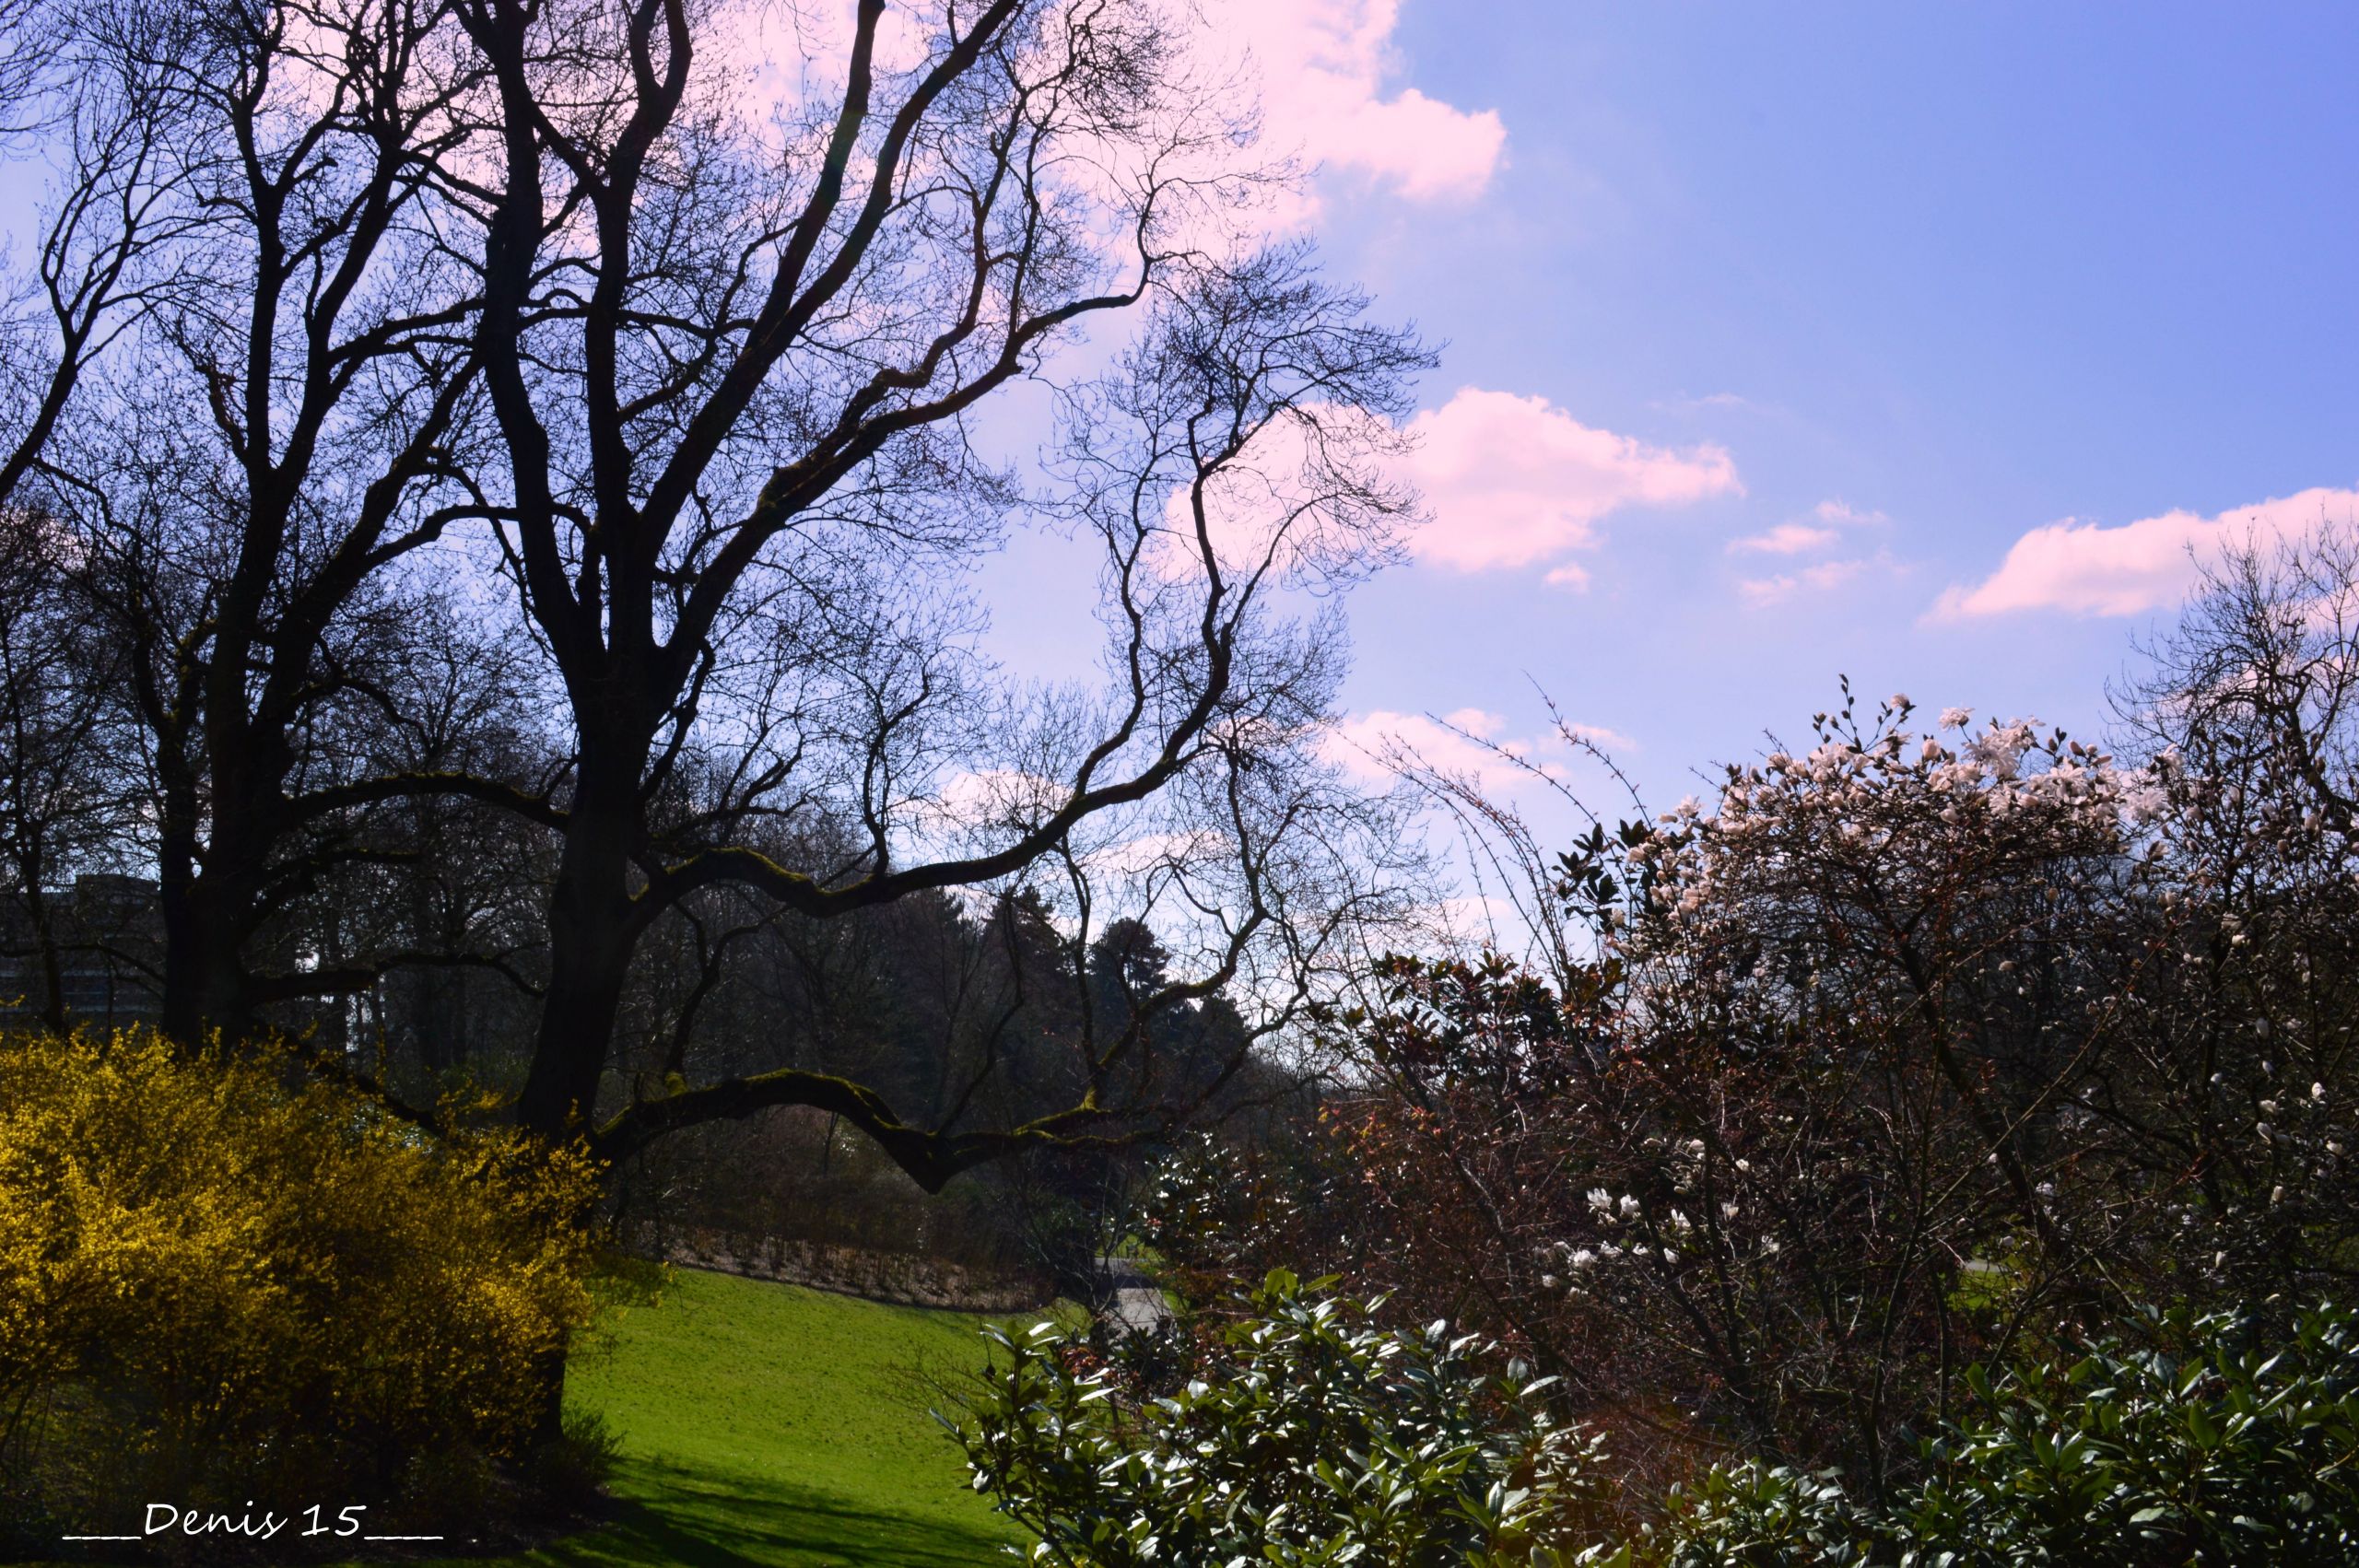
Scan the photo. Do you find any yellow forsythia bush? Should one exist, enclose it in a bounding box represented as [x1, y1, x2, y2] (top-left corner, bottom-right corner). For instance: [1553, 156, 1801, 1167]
[0, 1028, 599, 1533]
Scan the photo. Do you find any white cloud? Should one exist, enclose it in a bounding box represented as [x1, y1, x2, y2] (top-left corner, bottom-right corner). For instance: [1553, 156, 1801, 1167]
[1932, 486, 2359, 620]
[725, 0, 1496, 255]
[1813, 499, 1889, 528]
[1664, 391, 1755, 412]
[1154, 401, 1406, 584]
[1727, 500, 1884, 562]
[1401, 388, 1743, 578]
[1442, 706, 1635, 753]
[1325, 707, 1636, 792]
[1077, 828, 1231, 881]
[911, 767, 1063, 837]
[1558, 720, 1638, 753]
[1729, 523, 1837, 556]
[1740, 556, 1883, 606]
[1205, 0, 1506, 207]
[1151, 386, 1740, 596]
[1325, 708, 1565, 790]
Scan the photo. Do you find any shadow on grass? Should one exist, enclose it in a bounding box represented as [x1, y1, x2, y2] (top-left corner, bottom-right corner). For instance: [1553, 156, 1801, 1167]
[511, 1458, 1010, 1568]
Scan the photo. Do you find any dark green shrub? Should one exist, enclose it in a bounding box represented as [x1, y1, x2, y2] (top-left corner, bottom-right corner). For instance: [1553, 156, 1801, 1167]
[948, 1270, 1615, 1566]
[1637, 1463, 1871, 1568]
[957, 1287, 2359, 1567]
[1891, 1301, 2359, 1566]
[1630, 1301, 2359, 1567]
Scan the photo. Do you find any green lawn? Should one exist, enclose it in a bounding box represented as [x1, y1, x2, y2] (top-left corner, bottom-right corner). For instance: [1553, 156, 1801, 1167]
[449, 1268, 1026, 1568]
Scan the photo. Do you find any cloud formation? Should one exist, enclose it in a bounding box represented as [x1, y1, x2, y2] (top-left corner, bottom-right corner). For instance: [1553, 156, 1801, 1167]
[1813, 499, 1889, 528]
[1325, 707, 1637, 794]
[1207, 0, 1506, 205]
[1400, 388, 1742, 579]
[1739, 557, 1881, 606]
[1325, 708, 1562, 790]
[1729, 522, 1838, 556]
[1933, 486, 2359, 620]
[1558, 719, 1640, 753]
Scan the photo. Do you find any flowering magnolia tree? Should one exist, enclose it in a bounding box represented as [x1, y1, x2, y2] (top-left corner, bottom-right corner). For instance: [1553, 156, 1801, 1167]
[1325, 689, 2157, 1492]
[1155, 532, 2359, 1494]
[2103, 525, 2359, 1293]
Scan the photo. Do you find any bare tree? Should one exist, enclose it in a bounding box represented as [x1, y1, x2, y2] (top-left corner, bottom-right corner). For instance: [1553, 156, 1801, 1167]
[0, 0, 53, 137]
[0, 3, 184, 1030]
[0, 505, 135, 1025]
[440, 0, 1427, 1177]
[2109, 519, 2359, 1295]
[5, 0, 1427, 1201]
[2121, 518, 2359, 838]
[0, 0, 182, 508]
[19, 0, 561, 1050]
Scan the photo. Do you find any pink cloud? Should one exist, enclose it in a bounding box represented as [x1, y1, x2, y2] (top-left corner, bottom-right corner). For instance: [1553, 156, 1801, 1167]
[1443, 706, 1636, 753]
[725, 2, 1494, 254]
[1326, 708, 1565, 790]
[1154, 402, 1407, 584]
[1813, 499, 1889, 527]
[1325, 707, 1635, 790]
[1740, 556, 1884, 606]
[1330, 710, 1508, 786]
[1558, 720, 1639, 753]
[1932, 486, 2359, 620]
[1207, 0, 1506, 205]
[1729, 522, 1838, 556]
[1402, 388, 1743, 576]
[1441, 706, 1508, 737]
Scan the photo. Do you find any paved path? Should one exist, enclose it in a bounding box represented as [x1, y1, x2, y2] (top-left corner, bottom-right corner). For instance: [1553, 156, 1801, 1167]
[1102, 1257, 1172, 1334]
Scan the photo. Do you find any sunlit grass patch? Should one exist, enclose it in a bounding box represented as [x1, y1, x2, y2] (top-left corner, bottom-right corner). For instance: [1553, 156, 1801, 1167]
[428, 1267, 1023, 1568]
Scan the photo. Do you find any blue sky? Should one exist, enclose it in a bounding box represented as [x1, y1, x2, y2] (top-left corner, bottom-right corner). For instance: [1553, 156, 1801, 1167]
[7, 1, 2353, 829]
[1224, 0, 2359, 812]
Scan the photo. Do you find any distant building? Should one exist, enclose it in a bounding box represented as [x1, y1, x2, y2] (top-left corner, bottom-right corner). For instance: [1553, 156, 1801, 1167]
[0, 873, 164, 1027]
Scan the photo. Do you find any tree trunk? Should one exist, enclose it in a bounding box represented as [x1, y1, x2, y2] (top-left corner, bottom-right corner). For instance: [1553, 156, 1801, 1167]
[29, 893, 65, 1032]
[513, 740, 650, 1441]
[155, 806, 207, 1044]
[18, 829, 66, 1031]
[158, 874, 253, 1047]
[155, 721, 279, 1047]
[518, 757, 640, 1141]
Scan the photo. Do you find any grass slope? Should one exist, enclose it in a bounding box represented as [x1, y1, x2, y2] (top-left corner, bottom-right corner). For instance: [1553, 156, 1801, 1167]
[461, 1268, 1022, 1568]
